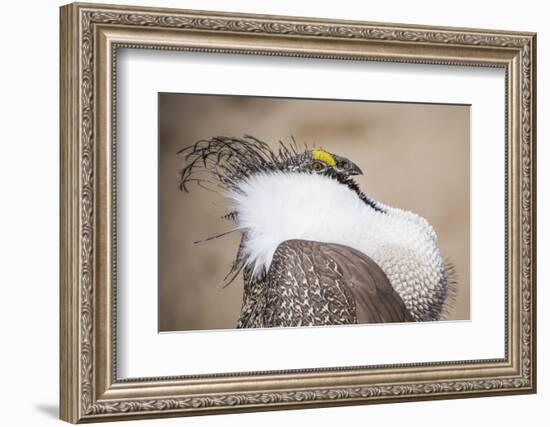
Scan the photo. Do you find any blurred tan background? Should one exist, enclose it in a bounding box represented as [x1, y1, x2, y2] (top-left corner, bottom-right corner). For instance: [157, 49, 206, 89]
[159, 94, 470, 331]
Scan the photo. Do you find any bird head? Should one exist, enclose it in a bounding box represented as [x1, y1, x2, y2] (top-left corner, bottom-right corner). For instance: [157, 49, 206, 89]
[178, 136, 365, 194]
[296, 148, 364, 177]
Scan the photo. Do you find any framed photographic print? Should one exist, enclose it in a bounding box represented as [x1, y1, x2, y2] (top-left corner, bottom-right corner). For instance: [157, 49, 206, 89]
[59, 2, 537, 423]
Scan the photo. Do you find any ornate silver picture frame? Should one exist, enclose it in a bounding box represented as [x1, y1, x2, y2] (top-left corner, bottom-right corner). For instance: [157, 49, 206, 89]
[60, 2, 536, 423]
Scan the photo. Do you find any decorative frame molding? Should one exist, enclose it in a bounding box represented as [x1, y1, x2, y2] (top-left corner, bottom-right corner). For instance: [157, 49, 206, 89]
[60, 2, 536, 423]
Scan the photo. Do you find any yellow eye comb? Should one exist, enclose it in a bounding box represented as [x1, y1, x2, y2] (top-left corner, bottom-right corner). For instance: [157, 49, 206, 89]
[311, 149, 336, 166]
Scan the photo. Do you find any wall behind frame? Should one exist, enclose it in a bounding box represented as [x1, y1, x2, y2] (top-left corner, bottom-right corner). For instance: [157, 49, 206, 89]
[0, 0, 545, 426]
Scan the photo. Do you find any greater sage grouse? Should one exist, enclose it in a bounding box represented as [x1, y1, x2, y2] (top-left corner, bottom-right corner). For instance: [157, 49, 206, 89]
[178, 136, 455, 328]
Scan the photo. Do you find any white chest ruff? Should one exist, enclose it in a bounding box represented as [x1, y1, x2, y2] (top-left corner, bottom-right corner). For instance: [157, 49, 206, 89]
[227, 172, 448, 320]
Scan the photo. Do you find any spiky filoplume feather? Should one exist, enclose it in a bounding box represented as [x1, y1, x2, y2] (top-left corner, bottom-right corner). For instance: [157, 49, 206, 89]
[178, 135, 304, 193]
[178, 135, 455, 326]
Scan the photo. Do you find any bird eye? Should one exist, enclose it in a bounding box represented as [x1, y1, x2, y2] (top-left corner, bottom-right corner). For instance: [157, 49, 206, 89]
[312, 161, 325, 171]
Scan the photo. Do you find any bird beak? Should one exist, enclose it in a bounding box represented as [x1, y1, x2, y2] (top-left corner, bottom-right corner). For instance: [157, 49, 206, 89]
[349, 162, 364, 176]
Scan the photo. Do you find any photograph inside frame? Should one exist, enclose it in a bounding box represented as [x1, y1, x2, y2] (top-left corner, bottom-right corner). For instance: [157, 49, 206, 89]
[158, 93, 471, 332]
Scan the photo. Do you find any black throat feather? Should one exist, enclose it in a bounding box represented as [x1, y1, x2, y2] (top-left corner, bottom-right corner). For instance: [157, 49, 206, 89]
[321, 169, 386, 213]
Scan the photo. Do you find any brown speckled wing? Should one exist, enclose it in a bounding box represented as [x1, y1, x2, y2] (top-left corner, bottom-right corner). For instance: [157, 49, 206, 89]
[263, 239, 413, 327]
